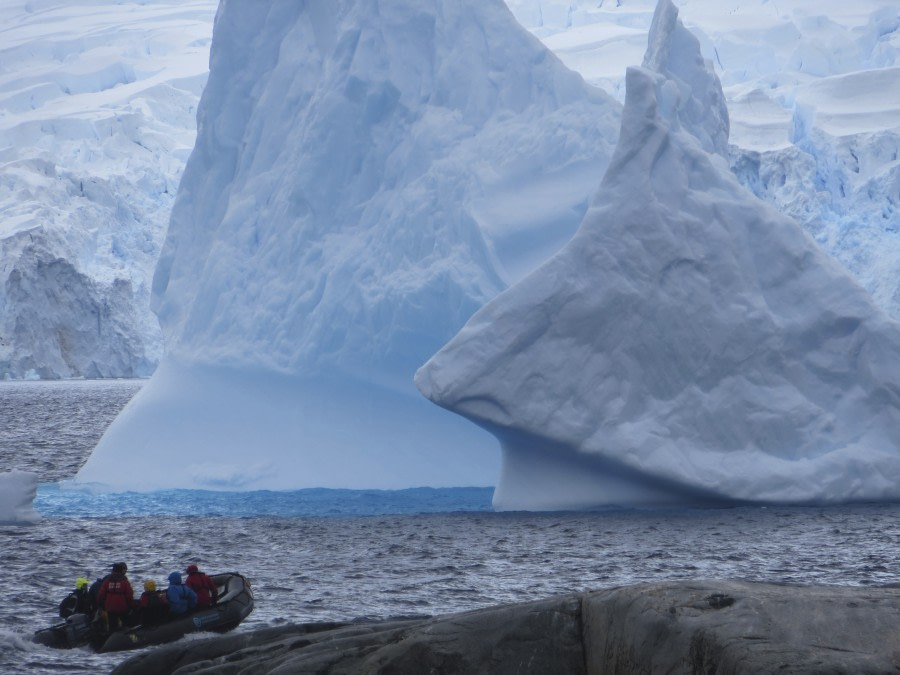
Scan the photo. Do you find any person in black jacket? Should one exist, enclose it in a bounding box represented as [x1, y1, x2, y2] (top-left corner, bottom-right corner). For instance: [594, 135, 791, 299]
[138, 580, 168, 625]
[58, 577, 92, 618]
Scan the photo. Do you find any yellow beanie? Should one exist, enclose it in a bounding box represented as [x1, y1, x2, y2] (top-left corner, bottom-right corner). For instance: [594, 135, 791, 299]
[143, 580, 156, 591]
[75, 577, 89, 590]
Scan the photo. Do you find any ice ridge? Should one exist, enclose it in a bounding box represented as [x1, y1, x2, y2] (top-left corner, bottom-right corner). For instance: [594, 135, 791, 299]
[73, 0, 620, 492]
[416, 0, 900, 510]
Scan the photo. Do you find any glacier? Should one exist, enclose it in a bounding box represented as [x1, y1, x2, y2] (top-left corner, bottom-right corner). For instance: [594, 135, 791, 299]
[416, 0, 900, 510]
[0, 0, 216, 379]
[72, 0, 621, 491]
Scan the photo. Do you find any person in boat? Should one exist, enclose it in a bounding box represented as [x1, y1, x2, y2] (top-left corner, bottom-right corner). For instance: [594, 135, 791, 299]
[166, 571, 197, 615]
[184, 564, 218, 608]
[87, 559, 127, 615]
[138, 580, 169, 625]
[87, 576, 105, 612]
[97, 562, 134, 631]
[58, 577, 92, 618]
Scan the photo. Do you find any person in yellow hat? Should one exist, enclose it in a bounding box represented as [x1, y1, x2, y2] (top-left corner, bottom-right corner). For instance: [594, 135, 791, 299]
[58, 577, 92, 618]
[138, 579, 168, 625]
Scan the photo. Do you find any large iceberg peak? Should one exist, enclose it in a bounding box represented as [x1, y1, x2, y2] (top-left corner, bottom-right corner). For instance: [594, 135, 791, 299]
[638, 0, 729, 159]
[75, 0, 621, 492]
[150, 0, 619, 380]
[417, 0, 900, 510]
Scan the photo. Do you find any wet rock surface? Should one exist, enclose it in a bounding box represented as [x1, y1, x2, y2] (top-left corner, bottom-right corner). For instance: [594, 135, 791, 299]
[113, 580, 900, 674]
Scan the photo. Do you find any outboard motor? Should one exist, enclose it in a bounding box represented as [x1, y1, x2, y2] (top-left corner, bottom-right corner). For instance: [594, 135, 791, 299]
[64, 613, 93, 644]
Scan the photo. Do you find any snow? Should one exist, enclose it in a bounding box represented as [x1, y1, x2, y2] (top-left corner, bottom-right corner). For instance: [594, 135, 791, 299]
[507, 0, 900, 318]
[73, 0, 621, 491]
[0, 471, 39, 524]
[416, 0, 900, 510]
[0, 0, 216, 378]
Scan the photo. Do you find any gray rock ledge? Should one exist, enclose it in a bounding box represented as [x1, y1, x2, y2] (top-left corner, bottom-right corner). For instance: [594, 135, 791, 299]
[112, 580, 900, 674]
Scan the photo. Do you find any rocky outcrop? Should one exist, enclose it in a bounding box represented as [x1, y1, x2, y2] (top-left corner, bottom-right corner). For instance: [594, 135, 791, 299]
[112, 580, 900, 674]
[584, 581, 900, 674]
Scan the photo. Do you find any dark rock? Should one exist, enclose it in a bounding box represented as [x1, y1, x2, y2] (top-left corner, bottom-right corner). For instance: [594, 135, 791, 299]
[583, 580, 900, 674]
[113, 581, 900, 674]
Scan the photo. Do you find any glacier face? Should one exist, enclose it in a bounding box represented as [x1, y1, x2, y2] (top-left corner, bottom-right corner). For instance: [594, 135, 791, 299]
[73, 0, 620, 491]
[0, 0, 216, 379]
[417, 0, 900, 510]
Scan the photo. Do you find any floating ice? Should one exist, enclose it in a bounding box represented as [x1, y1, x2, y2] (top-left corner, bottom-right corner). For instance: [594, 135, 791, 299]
[417, 0, 900, 510]
[74, 0, 620, 491]
[0, 471, 40, 525]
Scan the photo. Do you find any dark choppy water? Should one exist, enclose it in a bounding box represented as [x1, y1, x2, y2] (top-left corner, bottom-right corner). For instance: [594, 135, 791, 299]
[0, 379, 143, 483]
[1, 380, 899, 674]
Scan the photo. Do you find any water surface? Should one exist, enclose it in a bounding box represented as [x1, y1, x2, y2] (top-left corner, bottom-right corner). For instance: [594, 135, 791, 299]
[1, 380, 898, 674]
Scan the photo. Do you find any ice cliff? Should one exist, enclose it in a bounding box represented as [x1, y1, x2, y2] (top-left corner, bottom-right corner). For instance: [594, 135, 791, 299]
[416, 0, 900, 510]
[0, 1, 215, 379]
[73, 0, 620, 490]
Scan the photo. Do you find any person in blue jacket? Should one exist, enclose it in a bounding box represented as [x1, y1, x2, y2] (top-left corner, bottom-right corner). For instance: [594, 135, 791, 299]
[166, 571, 197, 615]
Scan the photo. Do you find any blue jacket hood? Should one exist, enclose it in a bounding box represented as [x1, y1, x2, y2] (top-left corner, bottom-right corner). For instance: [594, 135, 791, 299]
[168, 571, 182, 584]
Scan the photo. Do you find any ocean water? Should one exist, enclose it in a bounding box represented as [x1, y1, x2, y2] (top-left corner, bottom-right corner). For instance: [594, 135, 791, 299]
[2, 380, 900, 674]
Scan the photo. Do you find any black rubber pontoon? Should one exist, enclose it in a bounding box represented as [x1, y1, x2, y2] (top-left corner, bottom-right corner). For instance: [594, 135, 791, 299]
[33, 572, 254, 653]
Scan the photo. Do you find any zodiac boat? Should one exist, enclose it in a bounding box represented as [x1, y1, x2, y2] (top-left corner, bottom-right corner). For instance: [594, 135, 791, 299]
[33, 572, 254, 653]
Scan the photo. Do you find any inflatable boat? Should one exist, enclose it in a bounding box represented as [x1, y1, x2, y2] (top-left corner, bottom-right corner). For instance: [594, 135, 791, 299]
[33, 572, 254, 653]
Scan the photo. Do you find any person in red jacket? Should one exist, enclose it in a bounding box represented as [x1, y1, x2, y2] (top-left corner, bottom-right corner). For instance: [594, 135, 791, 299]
[97, 562, 134, 631]
[184, 564, 218, 608]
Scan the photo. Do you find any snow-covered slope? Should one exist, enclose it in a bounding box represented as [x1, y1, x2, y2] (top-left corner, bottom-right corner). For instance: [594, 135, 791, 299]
[73, 0, 620, 491]
[417, 0, 900, 510]
[0, 0, 215, 378]
[507, 0, 900, 317]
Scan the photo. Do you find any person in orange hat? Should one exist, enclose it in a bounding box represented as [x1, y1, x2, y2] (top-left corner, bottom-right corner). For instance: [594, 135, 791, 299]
[138, 580, 168, 625]
[184, 564, 218, 608]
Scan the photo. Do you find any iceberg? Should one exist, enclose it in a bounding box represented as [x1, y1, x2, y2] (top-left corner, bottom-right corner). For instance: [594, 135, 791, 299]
[3, 1, 899, 382]
[0, 471, 40, 525]
[510, 0, 900, 320]
[73, 0, 620, 491]
[416, 0, 900, 510]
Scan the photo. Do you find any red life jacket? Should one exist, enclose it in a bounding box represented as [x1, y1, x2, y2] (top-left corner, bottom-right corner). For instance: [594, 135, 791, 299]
[139, 590, 168, 609]
[139, 589, 169, 624]
[98, 574, 133, 614]
[185, 571, 217, 607]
